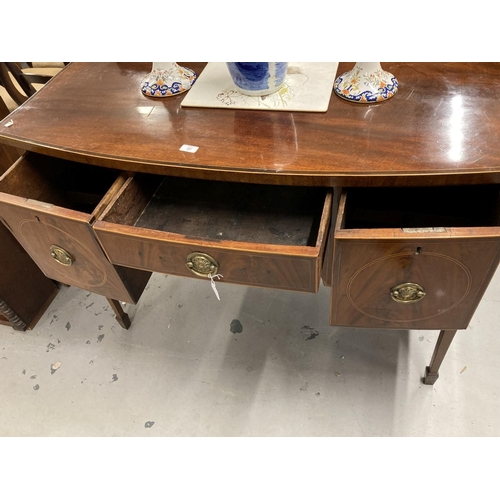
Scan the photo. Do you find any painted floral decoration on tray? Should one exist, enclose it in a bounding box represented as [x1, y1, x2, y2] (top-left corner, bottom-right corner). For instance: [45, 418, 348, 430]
[334, 65, 398, 103]
[216, 66, 309, 108]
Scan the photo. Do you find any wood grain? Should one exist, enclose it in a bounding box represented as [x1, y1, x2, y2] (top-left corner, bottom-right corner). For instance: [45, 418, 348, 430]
[0, 222, 58, 330]
[1, 63, 500, 186]
[0, 154, 150, 303]
[0, 95, 23, 174]
[330, 189, 500, 329]
[94, 174, 332, 293]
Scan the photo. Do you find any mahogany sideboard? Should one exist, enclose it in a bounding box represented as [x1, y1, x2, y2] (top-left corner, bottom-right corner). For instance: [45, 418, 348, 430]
[1, 62, 500, 384]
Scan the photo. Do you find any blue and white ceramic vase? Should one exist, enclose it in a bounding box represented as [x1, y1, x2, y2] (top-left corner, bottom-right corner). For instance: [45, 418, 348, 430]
[226, 62, 288, 96]
[334, 62, 398, 103]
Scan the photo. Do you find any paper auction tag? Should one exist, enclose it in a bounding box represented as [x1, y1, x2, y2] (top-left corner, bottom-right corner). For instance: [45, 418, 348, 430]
[179, 144, 199, 153]
[208, 273, 223, 301]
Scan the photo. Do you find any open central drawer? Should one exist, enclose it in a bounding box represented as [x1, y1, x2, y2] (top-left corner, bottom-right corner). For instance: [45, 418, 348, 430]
[330, 185, 500, 330]
[94, 174, 332, 293]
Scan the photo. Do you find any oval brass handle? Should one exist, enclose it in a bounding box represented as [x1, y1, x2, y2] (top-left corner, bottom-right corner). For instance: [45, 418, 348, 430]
[186, 252, 218, 277]
[390, 282, 426, 303]
[50, 245, 74, 266]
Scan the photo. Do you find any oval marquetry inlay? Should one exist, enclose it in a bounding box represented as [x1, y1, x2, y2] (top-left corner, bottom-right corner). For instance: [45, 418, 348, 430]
[19, 219, 108, 288]
[346, 251, 472, 323]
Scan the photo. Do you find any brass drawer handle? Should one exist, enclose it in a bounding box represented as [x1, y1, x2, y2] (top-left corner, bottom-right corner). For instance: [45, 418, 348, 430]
[50, 245, 75, 266]
[390, 283, 426, 303]
[186, 252, 218, 277]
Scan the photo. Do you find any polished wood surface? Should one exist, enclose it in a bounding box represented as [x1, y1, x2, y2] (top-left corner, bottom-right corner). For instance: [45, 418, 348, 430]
[94, 173, 332, 293]
[0, 97, 57, 330]
[331, 237, 500, 329]
[331, 187, 500, 329]
[1, 63, 500, 186]
[0, 153, 151, 304]
[1, 63, 500, 381]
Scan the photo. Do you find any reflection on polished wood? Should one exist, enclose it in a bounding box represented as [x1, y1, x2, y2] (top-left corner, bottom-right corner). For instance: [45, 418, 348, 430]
[1, 63, 500, 186]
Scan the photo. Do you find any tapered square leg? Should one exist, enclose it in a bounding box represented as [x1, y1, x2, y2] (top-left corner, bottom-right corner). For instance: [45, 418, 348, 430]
[422, 329, 457, 385]
[106, 298, 131, 329]
[423, 366, 439, 385]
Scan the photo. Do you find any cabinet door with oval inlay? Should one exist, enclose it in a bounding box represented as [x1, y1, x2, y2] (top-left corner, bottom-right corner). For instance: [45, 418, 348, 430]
[0, 204, 136, 302]
[0, 153, 150, 303]
[330, 187, 500, 330]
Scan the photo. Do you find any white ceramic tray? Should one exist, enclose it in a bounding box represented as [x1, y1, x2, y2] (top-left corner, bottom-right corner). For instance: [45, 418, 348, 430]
[181, 62, 339, 112]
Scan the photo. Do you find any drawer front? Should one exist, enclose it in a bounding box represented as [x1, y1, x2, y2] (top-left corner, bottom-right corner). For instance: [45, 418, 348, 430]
[331, 237, 500, 329]
[93, 174, 332, 293]
[0, 201, 140, 303]
[95, 230, 322, 293]
[331, 187, 500, 329]
[0, 153, 151, 303]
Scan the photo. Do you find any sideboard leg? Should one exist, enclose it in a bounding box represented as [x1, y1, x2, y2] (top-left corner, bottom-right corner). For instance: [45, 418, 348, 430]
[106, 298, 131, 329]
[423, 329, 457, 385]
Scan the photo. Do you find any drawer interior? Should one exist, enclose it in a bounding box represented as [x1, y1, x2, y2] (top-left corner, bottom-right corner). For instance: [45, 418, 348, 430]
[102, 174, 328, 246]
[343, 185, 500, 229]
[0, 153, 120, 215]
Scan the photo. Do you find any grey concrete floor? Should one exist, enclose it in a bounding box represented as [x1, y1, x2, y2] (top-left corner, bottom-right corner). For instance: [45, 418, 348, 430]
[1, 267, 500, 437]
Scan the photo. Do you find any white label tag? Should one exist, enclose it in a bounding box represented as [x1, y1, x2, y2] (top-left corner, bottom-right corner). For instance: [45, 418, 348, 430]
[179, 144, 199, 153]
[208, 273, 223, 301]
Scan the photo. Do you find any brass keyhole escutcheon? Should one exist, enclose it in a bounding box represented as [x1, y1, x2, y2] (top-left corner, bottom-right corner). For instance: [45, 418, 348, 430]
[50, 245, 75, 266]
[186, 252, 218, 277]
[390, 282, 426, 303]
